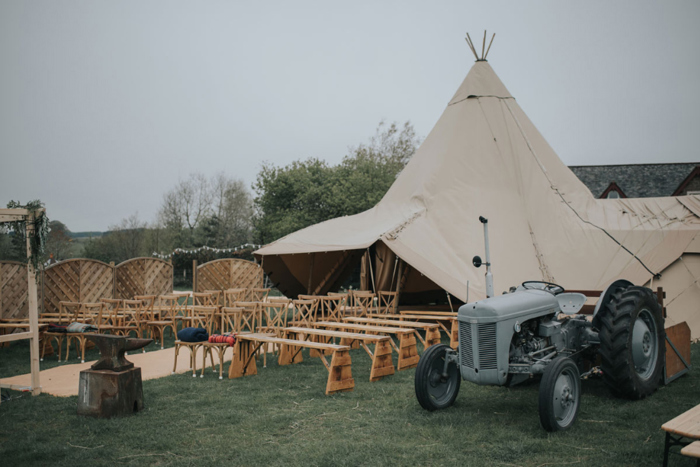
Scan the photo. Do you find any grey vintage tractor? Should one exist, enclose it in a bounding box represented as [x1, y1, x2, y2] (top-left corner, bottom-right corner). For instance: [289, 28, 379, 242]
[414, 217, 666, 431]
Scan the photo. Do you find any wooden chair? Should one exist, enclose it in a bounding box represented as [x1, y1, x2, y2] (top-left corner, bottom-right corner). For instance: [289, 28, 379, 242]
[193, 292, 216, 307]
[327, 292, 349, 317]
[291, 299, 318, 328]
[91, 302, 116, 334]
[248, 288, 271, 302]
[219, 307, 242, 333]
[258, 301, 290, 367]
[203, 290, 223, 306]
[63, 302, 96, 363]
[146, 295, 178, 349]
[134, 294, 157, 321]
[191, 306, 218, 334]
[351, 292, 375, 318]
[233, 302, 260, 333]
[41, 301, 81, 362]
[224, 288, 247, 307]
[118, 300, 146, 341]
[377, 291, 399, 315]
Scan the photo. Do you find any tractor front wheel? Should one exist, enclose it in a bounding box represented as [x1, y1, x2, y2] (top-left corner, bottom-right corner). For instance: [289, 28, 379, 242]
[538, 357, 581, 432]
[415, 344, 461, 411]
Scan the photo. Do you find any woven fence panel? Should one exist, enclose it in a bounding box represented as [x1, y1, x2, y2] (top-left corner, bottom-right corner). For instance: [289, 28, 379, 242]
[0, 261, 28, 319]
[116, 258, 172, 299]
[196, 259, 263, 292]
[43, 259, 113, 314]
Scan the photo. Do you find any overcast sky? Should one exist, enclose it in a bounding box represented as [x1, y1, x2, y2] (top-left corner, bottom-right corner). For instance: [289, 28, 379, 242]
[1, 1, 699, 232]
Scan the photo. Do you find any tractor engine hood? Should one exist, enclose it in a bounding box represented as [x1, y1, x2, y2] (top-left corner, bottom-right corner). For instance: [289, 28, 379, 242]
[458, 289, 559, 324]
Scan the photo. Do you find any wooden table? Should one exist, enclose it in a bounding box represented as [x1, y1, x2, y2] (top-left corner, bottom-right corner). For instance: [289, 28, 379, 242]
[662, 404, 700, 466]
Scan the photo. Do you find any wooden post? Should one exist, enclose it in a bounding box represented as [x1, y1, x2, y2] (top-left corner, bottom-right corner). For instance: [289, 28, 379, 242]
[110, 261, 116, 299]
[26, 213, 41, 395]
[192, 260, 198, 293]
[394, 260, 403, 314]
[306, 253, 315, 295]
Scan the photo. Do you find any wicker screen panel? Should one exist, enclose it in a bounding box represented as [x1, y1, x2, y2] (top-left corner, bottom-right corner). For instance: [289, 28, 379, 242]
[0, 261, 28, 319]
[43, 259, 113, 314]
[196, 258, 263, 292]
[116, 258, 173, 299]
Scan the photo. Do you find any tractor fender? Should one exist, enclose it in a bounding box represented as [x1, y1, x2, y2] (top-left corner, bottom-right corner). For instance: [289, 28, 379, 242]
[591, 279, 634, 330]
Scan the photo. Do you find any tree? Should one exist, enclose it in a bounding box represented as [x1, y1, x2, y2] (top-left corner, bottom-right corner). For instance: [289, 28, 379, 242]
[210, 172, 254, 247]
[45, 220, 72, 261]
[253, 121, 420, 243]
[156, 172, 254, 251]
[158, 173, 212, 247]
[83, 213, 147, 263]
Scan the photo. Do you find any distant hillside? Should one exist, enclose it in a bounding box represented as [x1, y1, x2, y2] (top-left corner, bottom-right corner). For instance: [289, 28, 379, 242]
[69, 231, 104, 239]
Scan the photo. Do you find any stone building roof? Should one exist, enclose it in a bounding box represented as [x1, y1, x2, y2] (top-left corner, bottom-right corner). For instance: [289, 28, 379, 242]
[568, 163, 699, 198]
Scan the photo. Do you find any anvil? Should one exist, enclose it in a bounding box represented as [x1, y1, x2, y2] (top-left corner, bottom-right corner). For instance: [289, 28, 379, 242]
[86, 334, 152, 372]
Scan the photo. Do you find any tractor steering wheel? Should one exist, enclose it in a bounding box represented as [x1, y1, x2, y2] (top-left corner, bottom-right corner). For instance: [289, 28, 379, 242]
[521, 281, 565, 295]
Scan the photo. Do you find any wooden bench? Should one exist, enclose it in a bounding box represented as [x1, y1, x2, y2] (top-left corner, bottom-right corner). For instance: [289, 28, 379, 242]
[368, 313, 459, 349]
[284, 327, 395, 382]
[662, 403, 700, 466]
[400, 310, 457, 317]
[343, 317, 441, 349]
[229, 333, 354, 395]
[314, 321, 420, 371]
[681, 441, 700, 466]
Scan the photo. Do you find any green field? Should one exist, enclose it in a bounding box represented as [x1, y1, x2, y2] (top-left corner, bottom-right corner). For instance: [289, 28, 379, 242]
[1, 337, 697, 466]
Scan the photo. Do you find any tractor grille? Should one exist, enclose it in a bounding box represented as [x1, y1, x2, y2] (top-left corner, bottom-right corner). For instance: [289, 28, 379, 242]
[477, 323, 498, 370]
[459, 322, 474, 368]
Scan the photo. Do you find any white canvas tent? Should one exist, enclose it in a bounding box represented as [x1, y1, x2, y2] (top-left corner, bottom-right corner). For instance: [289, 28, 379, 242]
[255, 57, 700, 338]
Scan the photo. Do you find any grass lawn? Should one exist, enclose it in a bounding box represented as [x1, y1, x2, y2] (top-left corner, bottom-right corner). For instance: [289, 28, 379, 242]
[0, 336, 698, 466]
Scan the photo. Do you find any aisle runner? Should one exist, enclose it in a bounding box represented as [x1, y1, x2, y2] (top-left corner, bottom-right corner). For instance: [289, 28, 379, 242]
[0, 345, 234, 397]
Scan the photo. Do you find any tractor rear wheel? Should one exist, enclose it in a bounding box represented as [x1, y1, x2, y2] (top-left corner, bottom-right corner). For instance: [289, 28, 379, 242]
[597, 285, 665, 399]
[538, 357, 581, 432]
[415, 344, 461, 411]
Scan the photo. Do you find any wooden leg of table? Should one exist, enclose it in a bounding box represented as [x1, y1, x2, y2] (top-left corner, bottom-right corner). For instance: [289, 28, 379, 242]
[450, 320, 459, 349]
[229, 340, 257, 378]
[279, 342, 303, 366]
[369, 340, 395, 382]
[397, 332, 419, 371]
[325, 350, 354, 395]
[425, 328, 441, 348]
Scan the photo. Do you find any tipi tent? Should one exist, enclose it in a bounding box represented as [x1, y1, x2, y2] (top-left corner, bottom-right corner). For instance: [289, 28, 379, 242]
[255, 52, 700, 338]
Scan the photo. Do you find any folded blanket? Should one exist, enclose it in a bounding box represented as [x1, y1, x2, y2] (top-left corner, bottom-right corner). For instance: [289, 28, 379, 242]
[66, 322, 98, 333]
[208, 334, 236, 346]
[177, 327, 209, 342]
[47, 323, 68, 333]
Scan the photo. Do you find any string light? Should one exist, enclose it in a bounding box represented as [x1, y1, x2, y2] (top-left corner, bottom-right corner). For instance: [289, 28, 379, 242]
[151, 243, 262, 259]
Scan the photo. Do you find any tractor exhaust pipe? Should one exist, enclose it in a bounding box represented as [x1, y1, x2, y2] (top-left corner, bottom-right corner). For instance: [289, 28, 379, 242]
[472, 216, 495, 298]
